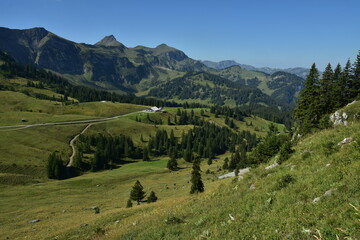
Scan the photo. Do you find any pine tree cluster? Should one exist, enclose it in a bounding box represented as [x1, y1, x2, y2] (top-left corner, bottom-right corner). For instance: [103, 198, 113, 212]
[75, 134, 142, 172]
[295, 51, 360, 134]
[147, 122, 257, 167]
[127, 180, 158, 207]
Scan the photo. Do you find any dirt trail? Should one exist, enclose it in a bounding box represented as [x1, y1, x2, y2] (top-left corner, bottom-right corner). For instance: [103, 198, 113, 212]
[67, 123, 94, 167]
[65, 111, 143, 167]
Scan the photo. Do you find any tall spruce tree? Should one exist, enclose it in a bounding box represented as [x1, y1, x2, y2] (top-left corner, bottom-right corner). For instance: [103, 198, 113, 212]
[319, 63, 334, 114]
[130, 180, 146, 205]
[190, 158, 204, 194]
[332, 63, 344, 108]
[351, 51, 360, 99]
[294, 63, 321, 134]
[342, 59, 353, 104]
[47, 152, 63, 179]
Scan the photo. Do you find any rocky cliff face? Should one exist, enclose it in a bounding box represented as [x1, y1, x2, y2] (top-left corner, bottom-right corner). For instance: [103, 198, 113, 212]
[0, 27, 206, 88]
[0, 27, 84, 74]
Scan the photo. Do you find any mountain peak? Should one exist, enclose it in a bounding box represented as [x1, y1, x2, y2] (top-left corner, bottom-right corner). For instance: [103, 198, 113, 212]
[156, 43, 169, 48]
[95, 35, 124, 47]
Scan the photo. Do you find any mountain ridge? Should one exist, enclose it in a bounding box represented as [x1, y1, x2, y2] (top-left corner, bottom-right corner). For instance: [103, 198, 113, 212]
[0, 26, 304, 110]
[201, 59, 309, 79]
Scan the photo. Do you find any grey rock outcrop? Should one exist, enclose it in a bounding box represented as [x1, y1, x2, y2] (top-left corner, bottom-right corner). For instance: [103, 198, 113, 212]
[330, 111, 348, 126]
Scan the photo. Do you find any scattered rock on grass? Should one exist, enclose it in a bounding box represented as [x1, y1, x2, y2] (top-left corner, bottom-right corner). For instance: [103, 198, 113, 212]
[91, 206, 100, 214]
[323, 189, 333, 197]
[312, 197, 321, 203]
[28, 219, 40, 223]
[337, 137, 354, 146]
[249, 184, 256, 190]
[265, 162, 278, 170]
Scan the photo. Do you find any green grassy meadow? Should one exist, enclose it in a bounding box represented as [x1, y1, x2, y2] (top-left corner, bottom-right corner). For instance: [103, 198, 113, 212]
[0, 156, 230, 240]
[6, 72, 350, 239]
[2, 113, 358, 239]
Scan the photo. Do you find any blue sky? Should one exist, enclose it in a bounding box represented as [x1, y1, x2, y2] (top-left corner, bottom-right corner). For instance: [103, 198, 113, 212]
[1, 0, 359, 69]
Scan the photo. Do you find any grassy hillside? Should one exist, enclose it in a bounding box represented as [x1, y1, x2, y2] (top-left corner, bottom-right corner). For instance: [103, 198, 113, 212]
[146, 71, 278, 108]
[0, 102, 358, 239]
[105, 101, 360, 239]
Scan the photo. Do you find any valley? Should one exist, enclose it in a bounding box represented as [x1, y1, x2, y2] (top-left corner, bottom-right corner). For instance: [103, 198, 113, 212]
[0, 22, 359, 240]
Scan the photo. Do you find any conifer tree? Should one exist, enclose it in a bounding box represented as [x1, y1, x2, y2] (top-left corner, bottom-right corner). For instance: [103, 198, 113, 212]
[294, 63, 321, 134]
[169, 130, 176, 146]
[278, 141, 293, 164]
[237, 148, 248, 169]
[190, 158, 204, 194]
[167, 155, 178, 171]
[351, 51, 360, 99]
[167, 116, 171, 125]
[130, 180, 146, 205]
[142, 148, 150, 161]
[126, 199, 133, 208]
[332, 63, 344, 108]
[223, 157, 229, 170]
[47, 152, 63, 179]
[73, 150, 84, 171]
[229, 152, 239, 171]
[183, 145, 193, 162]
[342, 59, 353, 103]
[319, 63, 334, 114]
[147, 191, 158, 203]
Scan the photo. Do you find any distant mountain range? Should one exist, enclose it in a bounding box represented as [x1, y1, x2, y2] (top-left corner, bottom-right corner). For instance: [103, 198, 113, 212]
[201, 60, 309, 79]
[0, 26, 304, 112]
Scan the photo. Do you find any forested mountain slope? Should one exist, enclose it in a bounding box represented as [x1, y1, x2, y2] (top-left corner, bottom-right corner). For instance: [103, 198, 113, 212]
[0, 27, 304, 109]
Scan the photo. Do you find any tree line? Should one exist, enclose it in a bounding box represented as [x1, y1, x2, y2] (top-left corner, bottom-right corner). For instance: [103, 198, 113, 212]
[73, 133, 143, 172]
[0, 50, 294, 126]
[295, 51, 360, 134]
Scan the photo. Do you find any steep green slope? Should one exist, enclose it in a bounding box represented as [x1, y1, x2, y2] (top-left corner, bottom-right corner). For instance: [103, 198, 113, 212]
[104, 101, 360, 239]
[2, 101, 355, 239]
